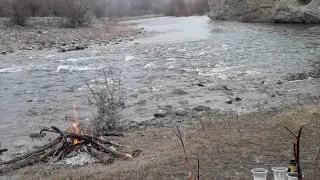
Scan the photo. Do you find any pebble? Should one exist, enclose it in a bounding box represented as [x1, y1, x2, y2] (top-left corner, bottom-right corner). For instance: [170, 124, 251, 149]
[193, 105, 211, 111]
[153, 110, 167, 118]
[135, 99, 147, 105]
[277, 80, 283, 85]
[173, 108, 188, 116]
[178, 100, 189, 105]
[171, 89, 188, 95]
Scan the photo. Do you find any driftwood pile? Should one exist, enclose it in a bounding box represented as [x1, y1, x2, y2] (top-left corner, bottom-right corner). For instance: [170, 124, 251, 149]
[0, 126, 141, 174]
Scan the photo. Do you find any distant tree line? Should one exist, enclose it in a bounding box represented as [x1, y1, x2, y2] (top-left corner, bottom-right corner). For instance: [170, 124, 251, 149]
[0, 0, 209, 27]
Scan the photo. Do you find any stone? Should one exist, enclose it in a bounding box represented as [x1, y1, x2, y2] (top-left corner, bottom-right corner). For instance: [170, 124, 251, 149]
[29, 132, 46, 139]
[171, 89, 188, 95]
[7, 49, 14, 53]
[12, 139, 28, 148]
[208, 0, 320, 23]
[226, 99, 232, 104]
[36, 30, 42, 34]
[235, 97, 242, 101]
[59, 47, 67, 52]
[153, 110, 167, 118]
[129, 37, 134, 41]
[173, 108, 188, 116]
[67, 46, 76, 51]
[222, 85, 229, 90]
[75, 45, 85, 50]
[129, 93, 138, 98]
[178, 100, 189, 105]
[61, 42, 67, 46]
[1, 52, 6, 55]
[193, 105, 211, 111]
[286, 73, 308, 81]
[277, 80, 283, 85]
[135, 99, 147, 105]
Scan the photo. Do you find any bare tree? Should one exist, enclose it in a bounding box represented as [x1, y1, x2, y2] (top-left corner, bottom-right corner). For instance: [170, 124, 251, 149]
[92, 0, 108, 18]
[0, 0, 12, 17]
[11, 0, 30, 26]
[61, 0, 91, 28]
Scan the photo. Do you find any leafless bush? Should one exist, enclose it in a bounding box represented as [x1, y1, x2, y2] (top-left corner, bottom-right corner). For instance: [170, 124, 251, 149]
[191, 0, 209, 15]
[11, 0, 30, 26]
[0, 0, 12, 17]
[60, 0, 91, 28]
[86, 68, 125, 133]
[92, 0, 109, 18]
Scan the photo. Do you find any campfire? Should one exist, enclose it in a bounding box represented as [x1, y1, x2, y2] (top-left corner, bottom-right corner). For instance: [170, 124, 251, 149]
[0, 114, 141, 174]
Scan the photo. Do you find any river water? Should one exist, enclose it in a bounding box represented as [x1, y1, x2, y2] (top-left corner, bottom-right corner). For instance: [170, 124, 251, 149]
[0, 16, 320, 154]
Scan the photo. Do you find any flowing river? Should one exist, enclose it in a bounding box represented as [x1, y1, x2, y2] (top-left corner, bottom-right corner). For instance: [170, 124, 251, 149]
[1, 16, 320, 154]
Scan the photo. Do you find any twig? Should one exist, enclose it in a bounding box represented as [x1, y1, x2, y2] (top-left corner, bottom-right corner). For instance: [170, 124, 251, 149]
[314, 149, 320, 180]
[174, 126, 193, 180]
[197, 155, 200, 180]
[284, 125, 304, 180]
[85, 80, 98, 102]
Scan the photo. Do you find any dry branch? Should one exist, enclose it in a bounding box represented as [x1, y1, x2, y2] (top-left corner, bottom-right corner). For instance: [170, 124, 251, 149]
[86, 146, 114, 164]
[284, 125, 304, 180]
[0, 126, 139, 175]
[174, 126, 193, 180]
[314, 149, 320, 180]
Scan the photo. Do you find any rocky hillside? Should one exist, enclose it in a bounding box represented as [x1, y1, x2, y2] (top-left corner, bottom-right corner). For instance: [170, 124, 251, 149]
[207, 0, 320, 23]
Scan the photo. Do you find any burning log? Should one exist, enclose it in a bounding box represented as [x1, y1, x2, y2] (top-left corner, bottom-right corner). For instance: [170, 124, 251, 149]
[0, 126, 141, 175]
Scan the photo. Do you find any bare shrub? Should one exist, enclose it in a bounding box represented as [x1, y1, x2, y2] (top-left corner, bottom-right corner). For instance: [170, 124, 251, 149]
[92, 0, 108, 18]
[191, 0, 209, 15]
[11, 0, 30, 26]
[165, 0, 187, 16]
[60, 0, 91, 28]
[0, 0, 12, 17]
[86, 68, 125, 133]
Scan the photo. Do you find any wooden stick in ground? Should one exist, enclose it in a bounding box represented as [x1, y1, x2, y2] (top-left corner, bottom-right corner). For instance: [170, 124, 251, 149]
[86, 146, 114, 164]
[174, 126, 193, 180]
[197, 155, 200, 180]
[314, 149, 320, 180]
[284, 125, 304, 180]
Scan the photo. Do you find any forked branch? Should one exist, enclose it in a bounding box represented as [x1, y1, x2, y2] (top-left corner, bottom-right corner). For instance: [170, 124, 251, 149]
[284, 125, 304, 180]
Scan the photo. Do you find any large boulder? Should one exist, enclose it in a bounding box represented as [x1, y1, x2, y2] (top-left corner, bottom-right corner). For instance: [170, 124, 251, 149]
[208, 0, 320, 23]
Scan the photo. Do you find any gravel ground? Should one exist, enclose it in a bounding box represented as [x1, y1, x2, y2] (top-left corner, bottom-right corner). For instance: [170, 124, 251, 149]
[0, 17, 145, 54]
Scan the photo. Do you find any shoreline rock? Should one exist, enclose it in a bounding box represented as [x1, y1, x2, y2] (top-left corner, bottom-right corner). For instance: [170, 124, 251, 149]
[208, 0, 320, 23]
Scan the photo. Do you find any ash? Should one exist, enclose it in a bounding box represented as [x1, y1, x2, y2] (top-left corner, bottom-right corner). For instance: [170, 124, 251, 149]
[56, 151, 98, 166]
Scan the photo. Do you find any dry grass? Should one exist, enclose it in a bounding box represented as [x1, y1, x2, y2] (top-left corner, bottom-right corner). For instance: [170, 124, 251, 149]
[11, 105, 320, 180]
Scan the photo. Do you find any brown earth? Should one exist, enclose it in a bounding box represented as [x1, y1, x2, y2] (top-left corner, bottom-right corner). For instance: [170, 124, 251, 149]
[6, 104, 320, 180]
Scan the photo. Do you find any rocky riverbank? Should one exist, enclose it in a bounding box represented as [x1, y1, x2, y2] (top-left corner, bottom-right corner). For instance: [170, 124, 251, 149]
[207, 0, 320, 23]
[0, 17, 145, 55]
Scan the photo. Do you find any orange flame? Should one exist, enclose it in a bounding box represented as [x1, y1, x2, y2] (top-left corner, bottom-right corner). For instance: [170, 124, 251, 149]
[71, 105, 80, 145]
